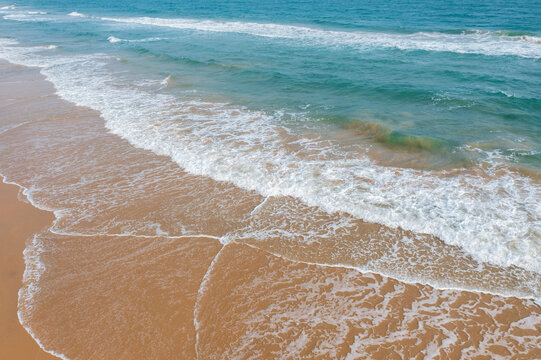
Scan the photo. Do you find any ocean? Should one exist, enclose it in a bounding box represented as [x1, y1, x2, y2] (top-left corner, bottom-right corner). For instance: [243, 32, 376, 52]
[0, 0, 540, 358]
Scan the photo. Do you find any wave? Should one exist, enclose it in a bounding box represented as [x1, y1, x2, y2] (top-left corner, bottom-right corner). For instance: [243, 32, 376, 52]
[4, 7, 540, 57]
[3, 14, 40, 21]
[0, 38, 539, 277]
[481, 30, 541, 45]
[160, 75, 173, 87]
[107, 35, 166, 43]
[35, 44, 58, 49]
[2, 9, 51, 22]
[100, 16, 541, 58]
[107, 36, 122, 43]
[68, 11, 86, 18]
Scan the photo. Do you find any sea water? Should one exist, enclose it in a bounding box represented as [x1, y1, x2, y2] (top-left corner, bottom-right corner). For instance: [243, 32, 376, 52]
[1, 0, 540, 290]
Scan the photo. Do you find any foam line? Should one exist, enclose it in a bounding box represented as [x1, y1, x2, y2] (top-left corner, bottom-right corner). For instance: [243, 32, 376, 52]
[100, 16, 541, 58]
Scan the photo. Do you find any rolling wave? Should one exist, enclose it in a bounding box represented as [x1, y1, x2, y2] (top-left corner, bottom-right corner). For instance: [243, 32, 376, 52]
[101, 16, 541, 58]
[3, 6, 539, 58]
[68, 12, 87, 17]
[107, 35, 166, 43]
[0, 39, 539, 276]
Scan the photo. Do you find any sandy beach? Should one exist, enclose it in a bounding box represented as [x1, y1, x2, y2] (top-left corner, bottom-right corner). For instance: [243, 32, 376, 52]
[0, 181, 56, 359]
[0, 60, 540, 359]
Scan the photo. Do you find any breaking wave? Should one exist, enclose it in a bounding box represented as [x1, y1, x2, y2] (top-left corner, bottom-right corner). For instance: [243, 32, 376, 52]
[100, 16, 541, 58]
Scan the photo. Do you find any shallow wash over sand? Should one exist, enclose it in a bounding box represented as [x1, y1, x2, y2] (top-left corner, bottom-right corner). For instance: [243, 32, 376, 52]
[0, 61, 540, 359]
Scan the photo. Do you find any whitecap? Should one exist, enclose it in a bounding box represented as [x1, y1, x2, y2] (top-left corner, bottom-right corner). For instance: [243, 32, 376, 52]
[160, 75, 172, 87]
[107, 36, 122, 43]
[68, 11, 86, 17]
[100, 16, 541, 58]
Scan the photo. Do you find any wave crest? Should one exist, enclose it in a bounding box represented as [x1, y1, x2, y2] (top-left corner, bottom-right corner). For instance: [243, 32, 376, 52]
[100, 16, 541, 58]
[68, 12, 86, 17]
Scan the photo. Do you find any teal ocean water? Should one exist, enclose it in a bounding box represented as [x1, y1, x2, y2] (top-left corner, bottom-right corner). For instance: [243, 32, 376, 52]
[1, 1, 540, 278]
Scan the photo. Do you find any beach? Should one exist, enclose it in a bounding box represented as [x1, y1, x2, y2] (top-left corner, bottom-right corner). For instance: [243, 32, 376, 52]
[1, 0, 541, 357]
[1, 60, 540, 359]
[0, 181, 56, 359]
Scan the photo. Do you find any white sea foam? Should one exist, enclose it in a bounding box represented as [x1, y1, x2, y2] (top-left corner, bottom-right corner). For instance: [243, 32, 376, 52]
[196, 253, 541, 359]
[17, 235, 71, 360]
[3, 14, 33, 21]
[107, 35, 165, 43]
[31, 44, 58, 50]
[160, 75, 172, 87]
[100, 16, 541, 58]
[2, 11, 53, 22]
[0, 174, 68, 359]
[0, 5, 46, 21]
[0, 39, 539, 277]
[68, 11, 86, 17]
[107, 35, 122, 43]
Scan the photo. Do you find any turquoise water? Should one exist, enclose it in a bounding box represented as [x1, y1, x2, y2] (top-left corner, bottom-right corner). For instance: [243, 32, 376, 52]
[0, 1, 540, 274]
[1, 0, 540, 169]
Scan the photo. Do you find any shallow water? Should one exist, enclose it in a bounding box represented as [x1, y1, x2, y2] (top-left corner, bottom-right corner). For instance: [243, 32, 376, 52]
[1, 56, 540, 359]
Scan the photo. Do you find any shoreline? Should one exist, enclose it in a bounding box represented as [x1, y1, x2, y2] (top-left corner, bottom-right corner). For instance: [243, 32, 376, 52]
[1, 60, 540, 359]
[3, 157, 538, 304]
[0, 54, 539, 301]
[0, 180, 58, 359]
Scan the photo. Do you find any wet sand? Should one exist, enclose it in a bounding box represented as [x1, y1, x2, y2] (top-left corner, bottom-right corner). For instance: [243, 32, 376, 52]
[0, 181, 57, 360]
[0, 60, 540, 359]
